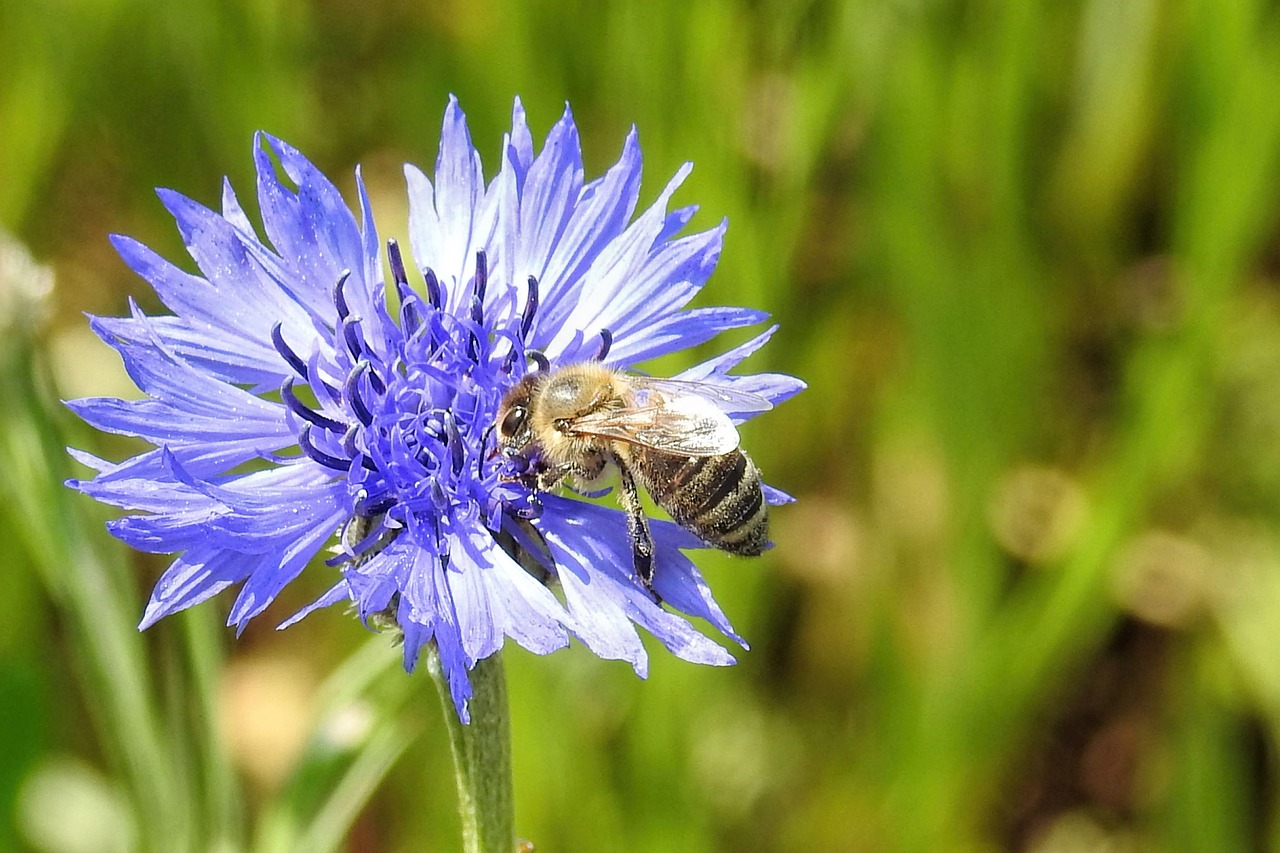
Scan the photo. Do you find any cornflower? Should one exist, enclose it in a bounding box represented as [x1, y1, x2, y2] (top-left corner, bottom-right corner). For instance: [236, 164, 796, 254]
[69, 96, 803, 723]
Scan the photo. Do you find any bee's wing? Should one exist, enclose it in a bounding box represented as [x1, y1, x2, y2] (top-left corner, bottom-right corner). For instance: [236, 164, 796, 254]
[631, 376, 773, 414]
[568, 393, 741, 456]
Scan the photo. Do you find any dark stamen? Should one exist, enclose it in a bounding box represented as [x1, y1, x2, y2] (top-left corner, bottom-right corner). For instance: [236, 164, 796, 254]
[333, 270, 353, 320]
[423, 267, 442, 310]
[341, 425, 360, 457]
[386, 239, 422, 334]
[400, 300, 422, 337]
[357, 494, 396, 516]
[527, 350, 550, 373]
[596, 328, 613, 361]
[343, 318, 365, 360]
[271, 322, 308, 377]
[444, 411, 465, 474]
[282, 378, 348, 432]
[307, 350, 343, 403]
[520, 275, 539, 340]
[344, 364, 375, 426]
[298, 424, 350, 470]
[472, 251, 488, 323]
[464, 252, 488, 361]
[387, 239, 409, 294]
[365, 364, 386, 395]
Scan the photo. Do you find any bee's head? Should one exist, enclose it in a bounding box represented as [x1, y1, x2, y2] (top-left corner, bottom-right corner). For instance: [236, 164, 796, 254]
[495, 374, 539, 455]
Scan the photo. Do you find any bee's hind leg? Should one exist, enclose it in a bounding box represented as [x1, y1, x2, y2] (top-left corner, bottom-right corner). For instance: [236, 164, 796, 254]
[616, 462, 662, 604]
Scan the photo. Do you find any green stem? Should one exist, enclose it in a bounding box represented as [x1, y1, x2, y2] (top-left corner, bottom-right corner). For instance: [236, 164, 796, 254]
[430, 649, 515, 853]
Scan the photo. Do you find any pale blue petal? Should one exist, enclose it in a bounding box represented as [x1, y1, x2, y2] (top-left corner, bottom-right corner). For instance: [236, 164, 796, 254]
[430, 95, 485, 311]
[447, 525, 572, 661]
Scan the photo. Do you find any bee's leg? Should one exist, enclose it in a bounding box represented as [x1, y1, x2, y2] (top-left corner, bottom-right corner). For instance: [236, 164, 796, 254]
[565, 451, 613, 498]
[616, 462, 661, 603]
[504, 519, 554, 586]
[531, 458, 568, 492]
[574, 451, 608, 483]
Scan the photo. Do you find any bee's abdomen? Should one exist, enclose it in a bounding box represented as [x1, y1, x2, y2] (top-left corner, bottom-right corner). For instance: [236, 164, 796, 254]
[640, 450, 769, 556]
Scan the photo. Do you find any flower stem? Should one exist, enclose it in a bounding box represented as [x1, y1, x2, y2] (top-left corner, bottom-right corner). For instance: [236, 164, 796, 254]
[431, 649, 516, 853]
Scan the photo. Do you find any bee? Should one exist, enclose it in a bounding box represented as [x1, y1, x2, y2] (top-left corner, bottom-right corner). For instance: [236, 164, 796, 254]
[494, 362, 771, 590]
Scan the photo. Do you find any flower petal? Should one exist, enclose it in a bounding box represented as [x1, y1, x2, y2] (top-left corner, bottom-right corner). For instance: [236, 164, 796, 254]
[391, 539, 474, 720]
[607, 307, 768, 366]
[140, 545, 255, 629]
[255, 133, 378, 326]
[447, 525, 573, 662]
[427, 95, 485, 311]
[515, 104, 583, 291]
[537, 498, 738, 673]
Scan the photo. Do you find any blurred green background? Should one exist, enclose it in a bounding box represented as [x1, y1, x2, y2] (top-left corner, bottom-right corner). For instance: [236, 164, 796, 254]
[4, 0, 1280, 850]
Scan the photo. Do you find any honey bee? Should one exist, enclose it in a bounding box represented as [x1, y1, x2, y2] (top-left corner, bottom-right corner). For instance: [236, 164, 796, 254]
[494, 362, 771, 590]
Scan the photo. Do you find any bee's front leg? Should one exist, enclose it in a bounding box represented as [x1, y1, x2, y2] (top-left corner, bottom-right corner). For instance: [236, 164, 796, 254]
[533, 464, 565, 492]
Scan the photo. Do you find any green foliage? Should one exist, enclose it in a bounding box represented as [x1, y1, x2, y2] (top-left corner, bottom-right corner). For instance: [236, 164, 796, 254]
[4, 0, 1280, 849]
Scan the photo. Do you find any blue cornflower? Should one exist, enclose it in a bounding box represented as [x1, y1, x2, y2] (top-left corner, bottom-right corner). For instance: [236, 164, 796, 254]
[68, 97, 803, 721]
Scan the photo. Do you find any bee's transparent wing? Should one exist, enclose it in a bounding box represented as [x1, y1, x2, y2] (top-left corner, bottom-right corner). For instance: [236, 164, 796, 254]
[630, 376, 773, 414]
[568, 392, 741, 456]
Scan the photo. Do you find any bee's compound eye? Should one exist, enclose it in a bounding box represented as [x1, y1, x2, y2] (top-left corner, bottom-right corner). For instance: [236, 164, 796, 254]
[500, 406, 528, 437]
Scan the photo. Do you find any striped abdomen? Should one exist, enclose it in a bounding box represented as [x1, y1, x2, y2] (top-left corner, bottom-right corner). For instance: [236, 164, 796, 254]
[634, 449, 769, 556]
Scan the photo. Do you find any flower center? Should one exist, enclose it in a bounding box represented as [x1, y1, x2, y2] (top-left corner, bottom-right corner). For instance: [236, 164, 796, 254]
[271, 243, 543, 566]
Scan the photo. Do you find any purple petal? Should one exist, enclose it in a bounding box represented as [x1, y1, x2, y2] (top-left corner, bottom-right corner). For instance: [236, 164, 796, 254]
[428, 95, 485, 311]
[157, 188, 324, 340]
[607, 307, 768, 367]
[226, 499, 349, 629]
[255, 133, 376, 325]
[220, 177, 255, 236]
[140, 546, 256, 629]
[507, 97, 535, 185]
[391, 539, 475, 720]
[515, 104, 584, 291]
[447, 526, 572, 661]
[537, 498, 738, 672]
[279, 581, 351, 629]
[762, 484, 795, 505]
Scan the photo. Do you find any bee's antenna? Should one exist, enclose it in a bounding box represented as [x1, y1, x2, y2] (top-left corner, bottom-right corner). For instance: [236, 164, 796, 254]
[479, 423, 497, 470]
